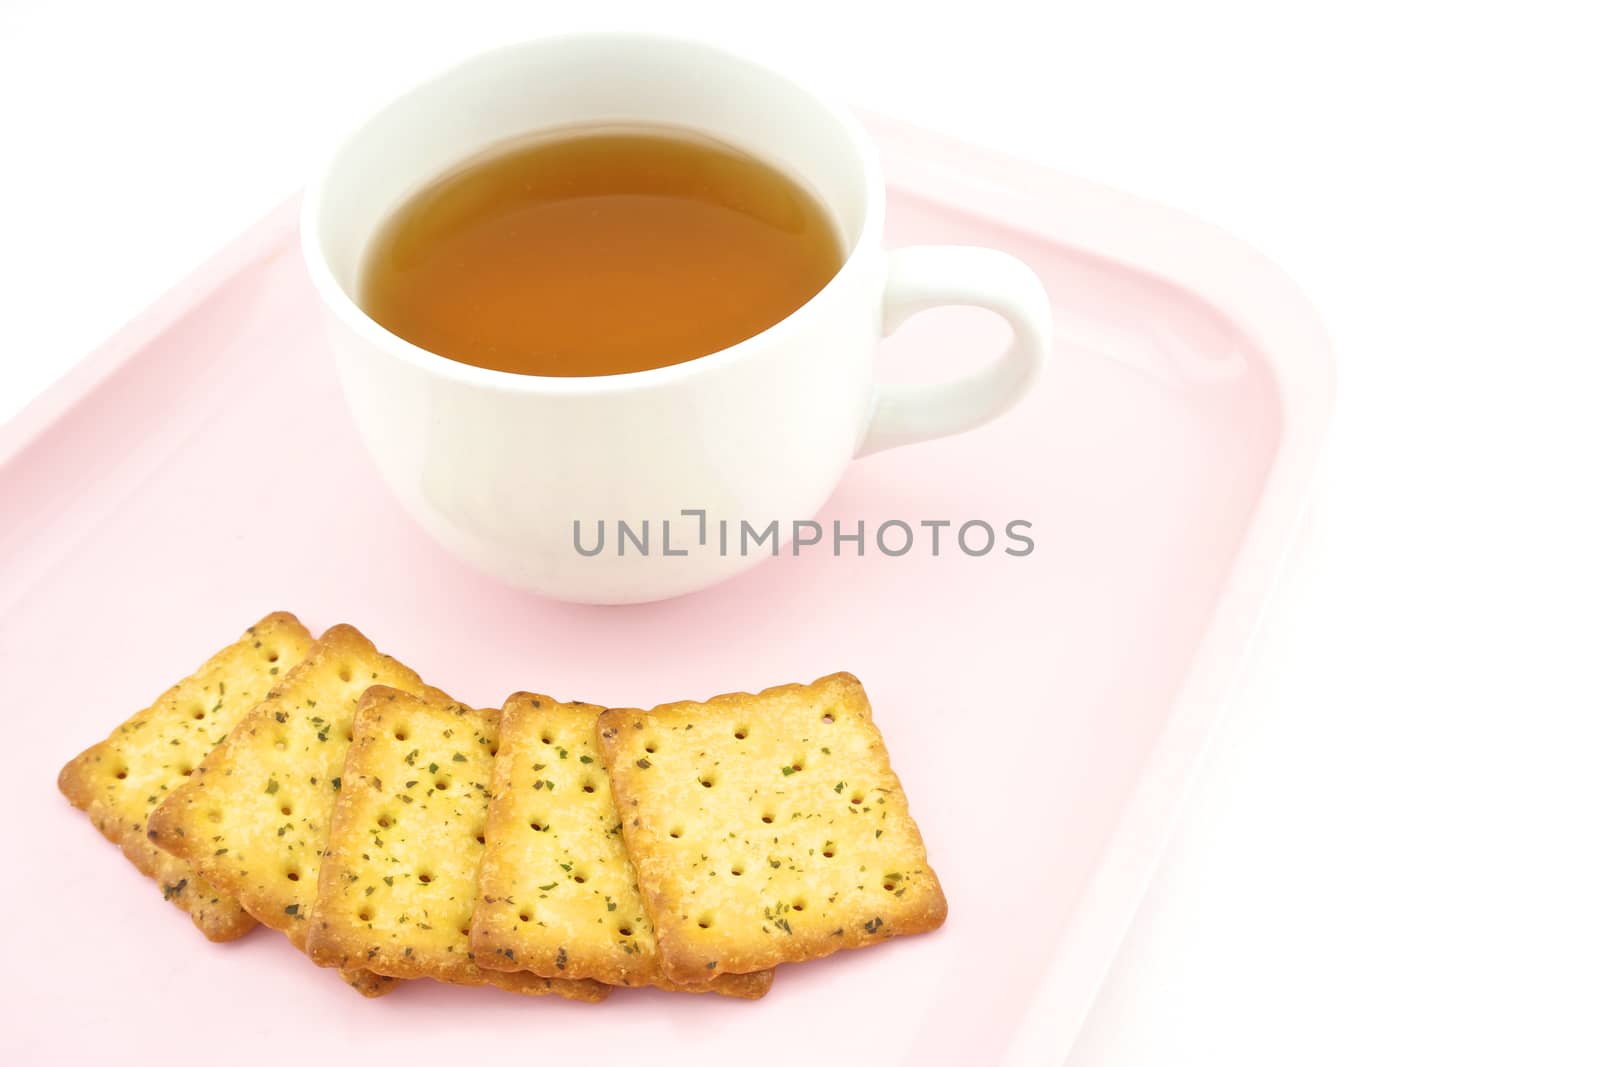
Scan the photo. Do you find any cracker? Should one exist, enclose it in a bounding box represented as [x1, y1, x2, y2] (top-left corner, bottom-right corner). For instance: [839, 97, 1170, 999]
[147, 624, 451, 994]
[58, 612, 314, 941]
[306, 688, 607, 1001]
[341, 969, 400, 998]
[471, 694, 772, 999]
[598, 673, 946, 983]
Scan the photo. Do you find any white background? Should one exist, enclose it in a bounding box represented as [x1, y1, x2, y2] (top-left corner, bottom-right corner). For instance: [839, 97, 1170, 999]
[3, 1, 1597, 1063]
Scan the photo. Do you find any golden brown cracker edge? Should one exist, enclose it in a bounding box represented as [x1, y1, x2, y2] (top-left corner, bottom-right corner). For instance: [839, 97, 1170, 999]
[58, 611, 314, 940]
[598, 672, 947, 984]
[307, 687, 606, 1002]
[146, 624, 452, 994]
[471, 693, 771, 999]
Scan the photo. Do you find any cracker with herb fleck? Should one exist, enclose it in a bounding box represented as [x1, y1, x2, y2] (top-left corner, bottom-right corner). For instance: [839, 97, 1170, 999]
[598, 673, 946, 984]
[341, 969, 399, 997]
[471, 694, 772, 999]
[307, 688, 607, 1001]
[147, 624, 451, 994]
[58, 612, 314, 941]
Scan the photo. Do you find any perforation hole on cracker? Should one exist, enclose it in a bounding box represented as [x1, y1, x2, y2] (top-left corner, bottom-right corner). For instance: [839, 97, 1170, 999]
[595, 673, 947, 982]
[57, 613, 320, 944]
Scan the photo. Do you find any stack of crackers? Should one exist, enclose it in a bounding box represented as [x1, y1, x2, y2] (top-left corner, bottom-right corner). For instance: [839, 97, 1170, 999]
[59, 613, 947, 1001]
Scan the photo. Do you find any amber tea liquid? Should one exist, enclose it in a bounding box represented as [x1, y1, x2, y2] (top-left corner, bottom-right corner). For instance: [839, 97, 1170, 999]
[359, 126, 845, 377]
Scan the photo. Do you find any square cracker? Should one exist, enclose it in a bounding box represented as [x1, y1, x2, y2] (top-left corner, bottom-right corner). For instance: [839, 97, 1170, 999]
[147, 624, 451, 994]
[471, 694, 772, 999]
[58, 612, 314, 941]
[307, 687, 606, 1002]
[598, 673, 946, 984]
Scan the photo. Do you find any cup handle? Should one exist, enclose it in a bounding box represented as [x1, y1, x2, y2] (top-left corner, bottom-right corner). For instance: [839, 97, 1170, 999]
[856, 245, 1053, 457]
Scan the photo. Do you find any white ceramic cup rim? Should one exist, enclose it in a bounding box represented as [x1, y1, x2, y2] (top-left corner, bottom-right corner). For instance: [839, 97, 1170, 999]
[300, 31, 886, 397]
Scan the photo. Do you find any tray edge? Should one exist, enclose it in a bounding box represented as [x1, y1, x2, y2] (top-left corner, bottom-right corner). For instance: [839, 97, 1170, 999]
[860, 117, 1337, 1066]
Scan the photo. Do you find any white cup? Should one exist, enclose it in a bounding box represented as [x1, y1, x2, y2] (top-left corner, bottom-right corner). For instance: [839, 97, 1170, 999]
[302, 32, 1051, 604]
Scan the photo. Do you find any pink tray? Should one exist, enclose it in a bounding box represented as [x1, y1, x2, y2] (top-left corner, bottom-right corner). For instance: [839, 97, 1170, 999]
[2, 116, 1330, 1065]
